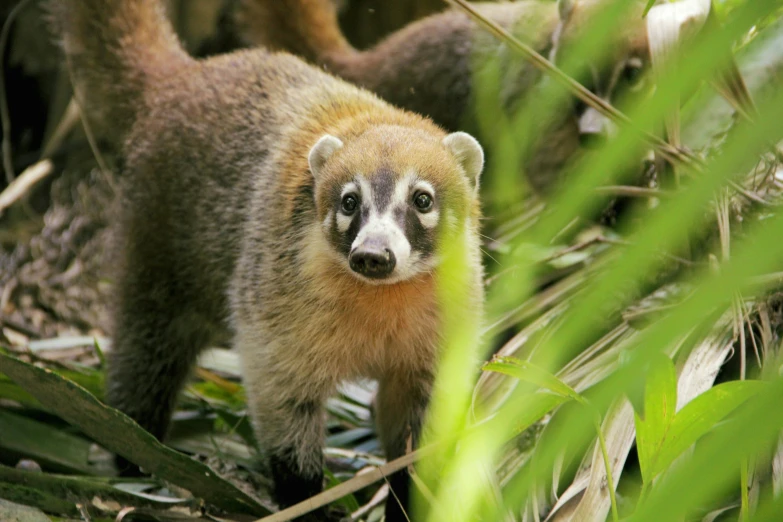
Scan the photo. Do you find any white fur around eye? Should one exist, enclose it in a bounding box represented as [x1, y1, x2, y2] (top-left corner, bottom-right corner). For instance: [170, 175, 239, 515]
[356, 176, 373, 211]
[341, 182, 358, 199]
[418, 209, 439, 229]
[412, 180, 438, 229]
[323, 210, 333, 229]
[413, 180, 435, 196]
[336, 212, 353, 232]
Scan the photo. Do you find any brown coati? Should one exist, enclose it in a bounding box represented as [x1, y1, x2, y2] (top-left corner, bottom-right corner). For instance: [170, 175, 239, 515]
[235, 0, 651, 194]
[48, 1, 485, 520]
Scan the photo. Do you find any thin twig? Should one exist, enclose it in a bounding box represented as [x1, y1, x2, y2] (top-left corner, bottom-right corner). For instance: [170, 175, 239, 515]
[41, 96, 80, 159]
[0, 0, 33, 183]
[727, 180, 771, 206]
[0, 316, 42, 340]
[349, 483, 388, 520]
[541, 236, 602, 263]
[255, 448, 427, 522]
[0, 158, 53, 215]
[594, 185, 670, 199]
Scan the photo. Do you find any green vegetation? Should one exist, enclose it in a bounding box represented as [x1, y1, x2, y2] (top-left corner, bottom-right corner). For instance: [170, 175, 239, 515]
[2, 0, 783, 521]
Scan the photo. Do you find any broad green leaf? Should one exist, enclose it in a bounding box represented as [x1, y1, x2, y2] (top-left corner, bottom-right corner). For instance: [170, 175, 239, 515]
[0, 376, 41, 408]
[0, 464, 188, 517]
[633, 354, 677, 485]
[0, 477, 78, 518]
[0, 410, 94, 474]
[0, 498, 52, 522]
[482, 357, 583, 403]
[0, 353, 269, 516]
[651, 380, 766, 478]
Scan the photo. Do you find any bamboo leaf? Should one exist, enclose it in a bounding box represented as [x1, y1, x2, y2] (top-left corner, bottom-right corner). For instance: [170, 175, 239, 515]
[483, 356, 584, 403]
[633, 354, 678, 485]
[652, 380, 766, 478]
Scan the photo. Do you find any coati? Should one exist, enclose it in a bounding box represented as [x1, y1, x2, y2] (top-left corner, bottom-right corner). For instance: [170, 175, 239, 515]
[235, 0, 651, 194]
[49, 0, 485, 520]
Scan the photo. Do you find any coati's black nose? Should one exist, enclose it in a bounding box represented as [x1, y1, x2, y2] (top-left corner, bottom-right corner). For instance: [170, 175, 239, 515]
[349, 247, 396, 278]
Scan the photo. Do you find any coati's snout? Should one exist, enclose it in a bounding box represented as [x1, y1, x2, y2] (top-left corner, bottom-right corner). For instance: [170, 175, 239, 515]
[349, 241, 396, 278]
[308, 129, 484, 284]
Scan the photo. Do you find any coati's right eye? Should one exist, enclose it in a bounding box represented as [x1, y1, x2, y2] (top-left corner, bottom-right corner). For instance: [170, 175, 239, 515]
[341, 194, 358, 214]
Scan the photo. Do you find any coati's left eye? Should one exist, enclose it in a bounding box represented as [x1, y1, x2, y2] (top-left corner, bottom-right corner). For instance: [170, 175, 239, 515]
[623, 58, 646, 92]
[413, 192, 433, 212]
[341, 194, 358, 214]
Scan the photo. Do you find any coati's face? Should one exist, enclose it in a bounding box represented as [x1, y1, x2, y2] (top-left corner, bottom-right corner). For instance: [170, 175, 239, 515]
[308, 126, 483, 284]
[553, 0, 651, 144]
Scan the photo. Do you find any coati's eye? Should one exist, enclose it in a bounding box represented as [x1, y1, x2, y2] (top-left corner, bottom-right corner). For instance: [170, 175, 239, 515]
[341, 194, 358, 214]
[413, 192, 433, 212]
[623, 58, 646, 92]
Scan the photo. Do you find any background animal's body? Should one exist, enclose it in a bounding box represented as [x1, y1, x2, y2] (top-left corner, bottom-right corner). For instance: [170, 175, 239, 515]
[236, 0, 651, 194]
[236, 0, 571, 193]
[49, 1, 484, 519]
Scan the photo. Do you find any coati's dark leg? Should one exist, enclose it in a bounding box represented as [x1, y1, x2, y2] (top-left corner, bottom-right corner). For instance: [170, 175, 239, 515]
[106, 275, 214, 475]
[375, 373, 432, 522]
[238, 347, 333, 517]
[265, 399, 326, 509]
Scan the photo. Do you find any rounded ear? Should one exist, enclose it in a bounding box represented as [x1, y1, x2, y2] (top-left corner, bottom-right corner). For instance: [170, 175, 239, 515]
[308, 135, 344, 179]
[442, 132, 484, 192]
[558, 0, 574, 21]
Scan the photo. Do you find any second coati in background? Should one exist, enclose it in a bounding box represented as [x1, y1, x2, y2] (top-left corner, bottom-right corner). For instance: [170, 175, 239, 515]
[49, 0, 485, 520]
[235, 0, 652, 194]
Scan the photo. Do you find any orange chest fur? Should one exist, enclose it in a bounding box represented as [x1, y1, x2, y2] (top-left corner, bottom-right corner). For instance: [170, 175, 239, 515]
[304, 270, 441, 379]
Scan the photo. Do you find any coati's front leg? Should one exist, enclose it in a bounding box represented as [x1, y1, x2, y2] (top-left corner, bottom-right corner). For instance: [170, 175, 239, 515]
[238, 340, 333, 517]
[375, 372, 433, 522]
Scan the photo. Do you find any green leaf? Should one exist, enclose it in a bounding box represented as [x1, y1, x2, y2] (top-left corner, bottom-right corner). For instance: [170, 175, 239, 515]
[651, 380, 765, 478]
[633, 354, 677, 485]
[0, 410, 94, 474]
[0, 498, 52, 522]
[0, 464, 188, 517]
[643, 0, 657, 17]
[0, 353, 269, 516]
[323, 468, 360, 512]
[0, 376, 41, 408]
[482, 357, 584, 403]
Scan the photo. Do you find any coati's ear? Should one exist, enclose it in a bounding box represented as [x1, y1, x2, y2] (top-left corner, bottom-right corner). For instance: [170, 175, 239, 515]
[558, 0, 574, 20]
[308, 135, 344, 179]
[442, 132, 484, 192]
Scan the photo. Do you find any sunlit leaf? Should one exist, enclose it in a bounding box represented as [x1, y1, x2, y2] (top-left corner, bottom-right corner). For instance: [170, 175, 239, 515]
[483, 357, 583, 403]
[633, 354, 678, 485]
[652, 380, 766, 478]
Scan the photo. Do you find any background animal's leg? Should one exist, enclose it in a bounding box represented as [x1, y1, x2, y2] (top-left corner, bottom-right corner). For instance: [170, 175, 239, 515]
[106, 289, 212, 474]
[375, 373, 432, 522]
